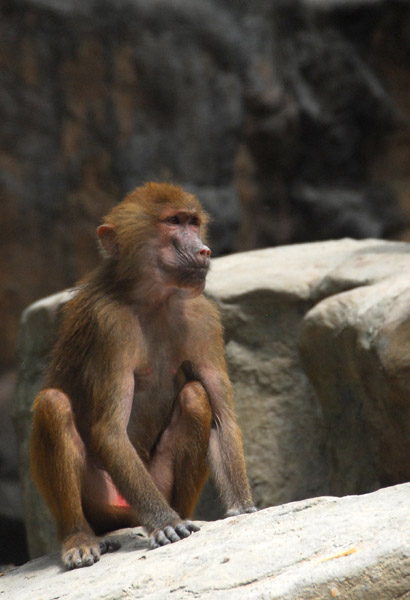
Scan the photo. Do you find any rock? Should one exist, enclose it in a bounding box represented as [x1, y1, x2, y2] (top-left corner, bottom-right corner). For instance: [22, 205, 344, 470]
[299, 245, 410, 494]
[15, 290, 77, 559]
[2, 483, 410, 599]
[235, 0, 408, 250]
[15, 238, 410, 561]
[206, 238, 410, 509]
[291, 183, 401, 240]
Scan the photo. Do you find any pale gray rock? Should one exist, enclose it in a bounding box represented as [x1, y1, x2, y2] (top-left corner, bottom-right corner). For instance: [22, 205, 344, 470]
[15, 290, 77, 558]
[14, 238, 410, 561]
[2, 483, 410, 599]
[205, 237, 410, 510]
[299, 247, 410, 494]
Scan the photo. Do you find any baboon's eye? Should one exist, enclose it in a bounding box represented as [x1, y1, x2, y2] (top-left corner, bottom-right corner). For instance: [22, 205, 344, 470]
[165, 215, 181, 225]
[189, 216, 200, 227]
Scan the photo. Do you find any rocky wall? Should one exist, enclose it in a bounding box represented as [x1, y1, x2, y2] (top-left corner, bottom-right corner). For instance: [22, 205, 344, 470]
[2, 0, 410, 370]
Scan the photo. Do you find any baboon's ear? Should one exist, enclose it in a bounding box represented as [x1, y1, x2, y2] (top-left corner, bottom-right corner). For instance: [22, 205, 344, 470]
[97, 224, 119, 259]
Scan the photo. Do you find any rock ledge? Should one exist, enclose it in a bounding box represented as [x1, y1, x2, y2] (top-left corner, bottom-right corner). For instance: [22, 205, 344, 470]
[2, 483, 410, 600]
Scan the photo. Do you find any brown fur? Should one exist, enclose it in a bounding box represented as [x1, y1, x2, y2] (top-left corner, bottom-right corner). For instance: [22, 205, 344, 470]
[31, 182, 255, 569]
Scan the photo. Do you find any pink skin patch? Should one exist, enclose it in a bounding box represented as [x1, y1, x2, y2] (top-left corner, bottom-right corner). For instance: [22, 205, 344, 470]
[114, 492, 131, 508]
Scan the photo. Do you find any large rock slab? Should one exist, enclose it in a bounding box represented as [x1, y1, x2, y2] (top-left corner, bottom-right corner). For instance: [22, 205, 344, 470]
[299, 248, 410, 494]
[206, 237, 410, 507]
[2, 483, 410, 599]
[15, 290, 76, 558]
[15, 238, 410, 561]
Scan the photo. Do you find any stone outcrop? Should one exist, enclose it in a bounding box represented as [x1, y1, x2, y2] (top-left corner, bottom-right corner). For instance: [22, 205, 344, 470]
[299, 247, 410, 493]
[206, 238, 410, 507]
[2, 483, 410, 599]
[15, 291, 76, 559]
[15, 238, 410, 559]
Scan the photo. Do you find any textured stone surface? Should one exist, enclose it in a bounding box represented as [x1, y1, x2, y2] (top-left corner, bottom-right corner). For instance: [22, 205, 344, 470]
[15, 238, 410, 561]
[299, 253, 410, 493]
[2, 483, 410, 600]
[15, 290, 76, 558]
[206, 239, 410, 509]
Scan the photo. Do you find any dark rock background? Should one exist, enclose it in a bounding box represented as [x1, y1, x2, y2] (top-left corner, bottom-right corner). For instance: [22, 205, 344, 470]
[2, 0, 410, 565]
